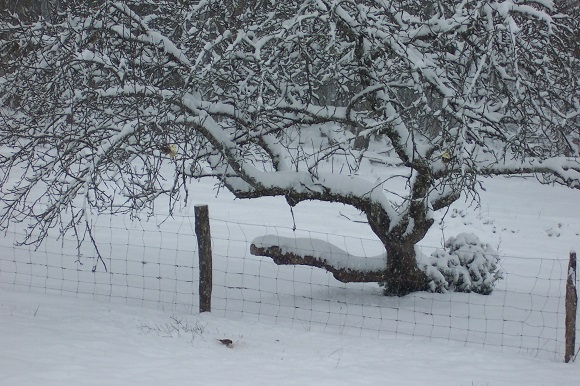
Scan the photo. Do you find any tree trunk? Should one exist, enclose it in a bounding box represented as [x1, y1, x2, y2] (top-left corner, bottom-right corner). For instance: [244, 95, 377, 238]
[366, 201, 431, 296]
[382, 241, 428, 296]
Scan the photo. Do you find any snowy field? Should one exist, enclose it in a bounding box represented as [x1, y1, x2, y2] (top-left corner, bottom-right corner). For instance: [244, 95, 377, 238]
[1, 175, 580, 385]
[1, 289, 578, 386]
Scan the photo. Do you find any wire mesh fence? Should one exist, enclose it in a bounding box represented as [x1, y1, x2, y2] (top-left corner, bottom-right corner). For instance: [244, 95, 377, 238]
[0, 211, 577, 361]
[0, 214, 199, 313]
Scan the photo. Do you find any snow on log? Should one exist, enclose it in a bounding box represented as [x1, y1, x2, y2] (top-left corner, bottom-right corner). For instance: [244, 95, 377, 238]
[250, 235, 387, 283]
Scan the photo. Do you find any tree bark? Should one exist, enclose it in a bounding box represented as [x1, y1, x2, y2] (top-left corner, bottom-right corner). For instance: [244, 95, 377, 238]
[249, 243, 388, 283]
[383, 242, 428, 296]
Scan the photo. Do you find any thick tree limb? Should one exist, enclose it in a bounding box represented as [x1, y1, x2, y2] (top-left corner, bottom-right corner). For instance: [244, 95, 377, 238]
[249, 243, 387, 283]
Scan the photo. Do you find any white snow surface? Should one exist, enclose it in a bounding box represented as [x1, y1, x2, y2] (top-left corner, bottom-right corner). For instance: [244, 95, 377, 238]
[1, 290, 578, 386]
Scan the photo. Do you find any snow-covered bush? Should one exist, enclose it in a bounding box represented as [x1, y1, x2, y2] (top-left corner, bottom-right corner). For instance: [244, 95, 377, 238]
[420, 233, 502, 295]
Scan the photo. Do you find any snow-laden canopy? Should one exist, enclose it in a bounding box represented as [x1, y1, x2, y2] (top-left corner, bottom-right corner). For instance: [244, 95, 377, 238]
[0, 0, 578, 294]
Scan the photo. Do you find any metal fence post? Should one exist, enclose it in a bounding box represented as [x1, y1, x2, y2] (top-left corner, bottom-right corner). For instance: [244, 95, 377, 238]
[195, 205, 212, 313]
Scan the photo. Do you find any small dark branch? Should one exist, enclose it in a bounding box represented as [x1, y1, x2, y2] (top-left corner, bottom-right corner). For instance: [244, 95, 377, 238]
[87, 221, 107, 273]
[339, 211, 368, 224]
[250, 244, 387, 283]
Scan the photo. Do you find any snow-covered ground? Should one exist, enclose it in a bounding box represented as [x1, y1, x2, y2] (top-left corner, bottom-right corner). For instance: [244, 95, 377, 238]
[1, 289, 579, 386]
[1, 175, 580, 385]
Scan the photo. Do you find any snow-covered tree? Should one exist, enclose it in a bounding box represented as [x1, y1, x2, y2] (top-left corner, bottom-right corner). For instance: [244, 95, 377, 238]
[1, 0, 578, 295]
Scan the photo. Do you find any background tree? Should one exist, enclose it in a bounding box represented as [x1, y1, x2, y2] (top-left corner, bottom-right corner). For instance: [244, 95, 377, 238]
[1, 0, 578, 295]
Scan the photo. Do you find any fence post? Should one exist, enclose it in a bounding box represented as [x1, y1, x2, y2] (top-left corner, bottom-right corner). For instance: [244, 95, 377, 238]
[195, 205, 212, 313]
[565, 250, 577, 363]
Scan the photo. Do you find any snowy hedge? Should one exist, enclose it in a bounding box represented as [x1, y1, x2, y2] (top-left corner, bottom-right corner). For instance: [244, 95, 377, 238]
[419, 233, 503, 295]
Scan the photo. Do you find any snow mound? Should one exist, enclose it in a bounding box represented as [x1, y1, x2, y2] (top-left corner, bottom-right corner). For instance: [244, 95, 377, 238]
[419, 233, 503, 295]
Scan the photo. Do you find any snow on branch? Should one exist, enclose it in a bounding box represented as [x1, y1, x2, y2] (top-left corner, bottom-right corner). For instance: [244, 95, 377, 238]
[250, 235, 387, 283]
[480, 157, 580, 188]
[108, 2, 192, 67]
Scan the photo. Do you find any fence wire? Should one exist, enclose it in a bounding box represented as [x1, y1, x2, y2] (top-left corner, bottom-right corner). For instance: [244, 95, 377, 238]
[0, 213, 577, 361]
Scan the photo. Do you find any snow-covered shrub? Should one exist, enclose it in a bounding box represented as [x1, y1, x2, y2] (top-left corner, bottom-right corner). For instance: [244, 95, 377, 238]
[419, 233, 502, 295]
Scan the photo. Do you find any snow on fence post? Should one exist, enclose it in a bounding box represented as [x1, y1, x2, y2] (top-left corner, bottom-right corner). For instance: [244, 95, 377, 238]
[195, 205, 212, 313]
[565, 250, 577, 363]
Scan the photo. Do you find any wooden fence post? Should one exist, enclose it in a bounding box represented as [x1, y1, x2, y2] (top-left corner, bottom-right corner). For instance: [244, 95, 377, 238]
[565, 250, 577, 363]
[195, 205, 212, 313]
